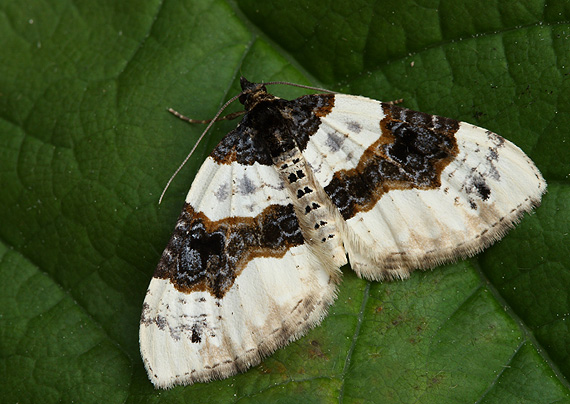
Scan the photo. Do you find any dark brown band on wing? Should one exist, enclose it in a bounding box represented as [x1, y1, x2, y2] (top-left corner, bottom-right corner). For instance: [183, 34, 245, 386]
[325, 104, 460, 220]
[210, 94, 335, 166]
[154, 203, 304, 299]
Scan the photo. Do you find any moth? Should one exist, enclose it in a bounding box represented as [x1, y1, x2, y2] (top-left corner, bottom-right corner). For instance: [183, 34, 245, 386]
[140, 77, 546, 388]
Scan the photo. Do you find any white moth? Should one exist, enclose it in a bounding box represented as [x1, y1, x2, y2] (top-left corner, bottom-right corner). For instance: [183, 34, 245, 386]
[140, 78, 546, 388]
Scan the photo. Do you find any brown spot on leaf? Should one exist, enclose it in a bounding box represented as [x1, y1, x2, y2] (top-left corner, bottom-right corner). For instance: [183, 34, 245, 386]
[308, 340, 328, 359]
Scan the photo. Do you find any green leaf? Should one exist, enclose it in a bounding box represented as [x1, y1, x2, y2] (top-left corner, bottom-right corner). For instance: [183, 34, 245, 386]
[0, 0, 568, 403]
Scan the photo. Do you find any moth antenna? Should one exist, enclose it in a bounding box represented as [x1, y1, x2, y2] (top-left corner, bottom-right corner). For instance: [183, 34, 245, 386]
[263, 80, 337, 94]
[168, 109, 246, 124]
[159, 91, 244, 204]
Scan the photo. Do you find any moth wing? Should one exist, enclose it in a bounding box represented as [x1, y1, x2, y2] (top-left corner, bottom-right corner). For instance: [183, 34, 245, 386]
[140, 156, 338, 388]
[302, 94, 546, 280]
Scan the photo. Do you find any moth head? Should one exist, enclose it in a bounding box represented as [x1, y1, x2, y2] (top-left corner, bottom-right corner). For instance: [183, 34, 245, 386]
[239, 77, 277, 111]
